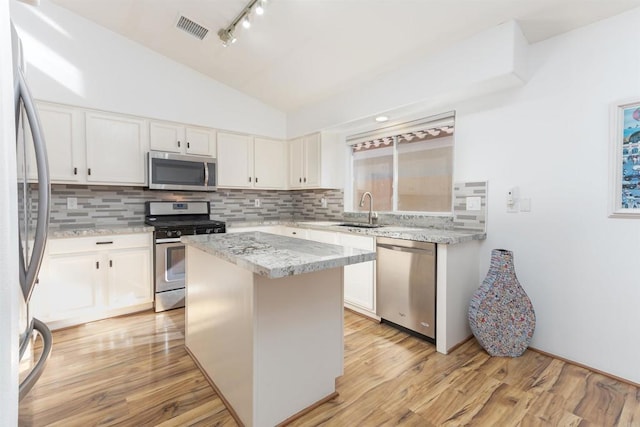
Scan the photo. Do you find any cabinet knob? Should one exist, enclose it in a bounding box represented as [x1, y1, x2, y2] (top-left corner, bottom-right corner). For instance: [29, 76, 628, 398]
[249, 177, 252, 182]
[88, 168, 91, 176]
[73, 167, 77, 175]
[96, 261, 99, 269]
[255, 177, 258, 183]
[178, 141, 181, 148]
[187, 142, 190, 149]
[109, 260, 113, 268]
[299, 177, 302, 183]
[304, 177, 307, 183]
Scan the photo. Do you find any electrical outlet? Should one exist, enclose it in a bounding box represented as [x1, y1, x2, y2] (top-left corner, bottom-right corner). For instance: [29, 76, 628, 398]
[67, 197, 77, 210]
[321, 198, 327, 208]
[254, 199, 261, 207]
[465, 197, 481, 211]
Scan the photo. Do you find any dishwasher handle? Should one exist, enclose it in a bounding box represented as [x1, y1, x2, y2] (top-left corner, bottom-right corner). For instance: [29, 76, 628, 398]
[377, 243, 435, 256]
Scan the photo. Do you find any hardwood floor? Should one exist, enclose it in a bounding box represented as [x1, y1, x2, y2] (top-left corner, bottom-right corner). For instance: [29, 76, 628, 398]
[19, 309, 640, 426]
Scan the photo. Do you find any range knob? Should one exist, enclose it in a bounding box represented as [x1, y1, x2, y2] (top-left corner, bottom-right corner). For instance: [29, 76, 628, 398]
[175, 230, 182, 237]
[205, 228, 213, 234]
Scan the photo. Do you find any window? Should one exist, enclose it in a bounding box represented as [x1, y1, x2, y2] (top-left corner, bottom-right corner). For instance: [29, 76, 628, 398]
[348, 113, 454, 213]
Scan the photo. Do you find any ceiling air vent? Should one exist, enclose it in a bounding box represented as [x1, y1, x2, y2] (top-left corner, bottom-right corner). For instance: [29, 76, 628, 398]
[176, 15, 209, 40]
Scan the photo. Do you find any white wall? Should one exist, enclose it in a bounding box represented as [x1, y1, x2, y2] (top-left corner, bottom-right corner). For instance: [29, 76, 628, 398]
[287, 20, 529, 138]
[9, 0, 287, 139]
[455, 8, 640, 383]
[295, 9, 640, 383]
[1, 0, 19, 423]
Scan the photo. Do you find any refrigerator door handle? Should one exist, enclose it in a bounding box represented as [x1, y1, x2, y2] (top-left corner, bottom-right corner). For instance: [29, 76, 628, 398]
[17, 69, 50, 304]
[19, 318, 52, 401]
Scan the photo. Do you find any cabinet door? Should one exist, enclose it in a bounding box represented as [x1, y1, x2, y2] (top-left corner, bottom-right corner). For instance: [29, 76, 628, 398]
[340, 233, 375, 312]
[26, 103, 84, 183]
[217, 132, 253, 188]
[185, 127, 214, 156]
[254, 138, 286, 189]
[85, 112, 149, 185]
[31, 252, 101, 322]
[150, 121, 184, 153]
[289, 137, 304, 188]
[304, 133, 322, 187]
[107, 247, 152, 308]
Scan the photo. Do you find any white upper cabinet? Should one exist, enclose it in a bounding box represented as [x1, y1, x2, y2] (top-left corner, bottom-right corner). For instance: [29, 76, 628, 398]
[25, 102, 85, 183]
[85, 111, 149, 185]
[217, 132, 253, 188]
[217, 132, 287, 189]
[289, 132, 342, 189]
[150, 120, 215, 157]
[186, 126, 216, 156]
[254, 137, 287, 189]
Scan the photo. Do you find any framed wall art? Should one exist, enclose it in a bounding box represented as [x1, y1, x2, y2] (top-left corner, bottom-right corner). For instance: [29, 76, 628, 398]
[609, 99, 640, 217]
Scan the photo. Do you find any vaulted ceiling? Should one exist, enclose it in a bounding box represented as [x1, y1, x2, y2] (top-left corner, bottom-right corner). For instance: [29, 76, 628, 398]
[50, 0, 640, 112]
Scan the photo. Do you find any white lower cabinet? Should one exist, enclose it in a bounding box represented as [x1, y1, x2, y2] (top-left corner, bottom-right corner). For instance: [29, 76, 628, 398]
[31, 233, 153, 329]
[338, 233, 376, 316]
[295, 227, 377, 317]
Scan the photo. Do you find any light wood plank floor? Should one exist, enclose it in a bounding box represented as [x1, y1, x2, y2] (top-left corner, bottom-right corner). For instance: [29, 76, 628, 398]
[19, 308, 640, 426]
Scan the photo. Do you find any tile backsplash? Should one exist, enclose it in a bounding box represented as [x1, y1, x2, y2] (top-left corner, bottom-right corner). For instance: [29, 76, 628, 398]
[32, 181, 486, 231]
[41, 184, 344, 230]
[452, 181, 488, 231]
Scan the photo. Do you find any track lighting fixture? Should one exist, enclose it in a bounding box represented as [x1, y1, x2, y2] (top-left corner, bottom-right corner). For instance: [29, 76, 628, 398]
[218, 0, 267, 46]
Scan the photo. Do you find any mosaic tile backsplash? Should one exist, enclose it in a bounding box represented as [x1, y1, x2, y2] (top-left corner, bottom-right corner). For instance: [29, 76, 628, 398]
[452, 181, 488, 231]
[41, 185, 344, 230]
[32, 180, 486, 231]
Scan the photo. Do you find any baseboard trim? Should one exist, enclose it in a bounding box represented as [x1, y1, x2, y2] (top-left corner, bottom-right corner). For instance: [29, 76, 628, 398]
[528, 346, 640, 388]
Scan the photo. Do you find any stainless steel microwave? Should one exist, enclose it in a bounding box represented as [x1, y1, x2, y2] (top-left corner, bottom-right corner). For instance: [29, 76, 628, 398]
[148, 151, 217, 192]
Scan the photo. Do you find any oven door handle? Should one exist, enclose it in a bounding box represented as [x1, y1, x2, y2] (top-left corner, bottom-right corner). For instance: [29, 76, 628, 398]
[155, 238, 182, 244]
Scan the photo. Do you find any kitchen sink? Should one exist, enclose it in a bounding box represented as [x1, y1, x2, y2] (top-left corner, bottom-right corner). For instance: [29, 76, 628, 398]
[337, 223, 383, 229]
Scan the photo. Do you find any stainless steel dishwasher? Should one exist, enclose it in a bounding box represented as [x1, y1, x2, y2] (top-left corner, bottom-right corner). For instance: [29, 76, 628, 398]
[376, 237, 436, 341]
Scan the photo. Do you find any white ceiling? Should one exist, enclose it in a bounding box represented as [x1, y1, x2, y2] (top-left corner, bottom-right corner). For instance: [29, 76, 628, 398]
[49, 0, 640, 113]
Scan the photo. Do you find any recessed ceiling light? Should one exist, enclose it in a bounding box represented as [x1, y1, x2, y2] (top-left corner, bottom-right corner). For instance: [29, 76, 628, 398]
[375, 115, 389, 123]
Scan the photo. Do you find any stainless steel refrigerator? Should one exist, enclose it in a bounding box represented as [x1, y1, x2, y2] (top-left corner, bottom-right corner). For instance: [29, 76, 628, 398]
[12, 21, 53, 401]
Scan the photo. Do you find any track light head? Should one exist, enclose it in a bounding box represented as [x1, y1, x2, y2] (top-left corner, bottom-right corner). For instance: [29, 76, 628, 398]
[218, 28, 237, 47]
[242, 14, 251, 29]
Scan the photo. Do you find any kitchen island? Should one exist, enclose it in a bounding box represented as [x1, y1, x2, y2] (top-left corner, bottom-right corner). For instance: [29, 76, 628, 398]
[182, 232, 376, 427]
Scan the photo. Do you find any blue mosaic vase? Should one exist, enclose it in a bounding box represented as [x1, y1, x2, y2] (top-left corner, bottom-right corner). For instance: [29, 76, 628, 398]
[468, 249, 535, 357]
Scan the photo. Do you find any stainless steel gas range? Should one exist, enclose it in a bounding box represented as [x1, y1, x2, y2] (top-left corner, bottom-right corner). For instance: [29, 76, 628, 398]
[144, 201, 225, 312]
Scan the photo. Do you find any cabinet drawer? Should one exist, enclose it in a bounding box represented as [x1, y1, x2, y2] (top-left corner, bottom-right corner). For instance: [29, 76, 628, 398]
[48, 233, 152, 254]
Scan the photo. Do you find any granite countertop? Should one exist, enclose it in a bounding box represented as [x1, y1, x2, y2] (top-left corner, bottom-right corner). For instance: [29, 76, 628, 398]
[182, 231, 376, 279]
[48, 224, 154, 238]
[227, 221, 486, 245]
[297, 222, 485, 244]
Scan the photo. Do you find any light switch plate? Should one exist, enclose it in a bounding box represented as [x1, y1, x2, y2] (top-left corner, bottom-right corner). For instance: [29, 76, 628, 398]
[466, 196, 481, 211]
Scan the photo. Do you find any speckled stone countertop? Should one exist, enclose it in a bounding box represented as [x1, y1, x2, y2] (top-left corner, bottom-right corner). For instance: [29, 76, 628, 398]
[48, 224, 154, 238]
[227, 221, 486, 245]
[182, 231, 376, 279]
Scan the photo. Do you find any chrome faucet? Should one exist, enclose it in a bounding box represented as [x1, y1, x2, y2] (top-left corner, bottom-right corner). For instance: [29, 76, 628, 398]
[359, 191, 375, 225]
